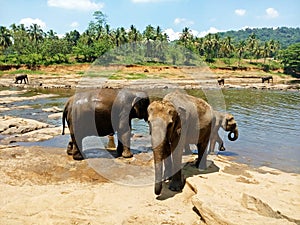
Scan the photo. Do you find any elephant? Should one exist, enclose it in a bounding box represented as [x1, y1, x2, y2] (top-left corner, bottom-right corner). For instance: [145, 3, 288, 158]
[62, 88, 150, 160]
[147, 91, 215, 195]
[15, 74, 29, 84]
[208, 111, 239, 154]
[262, 76, 273, 83]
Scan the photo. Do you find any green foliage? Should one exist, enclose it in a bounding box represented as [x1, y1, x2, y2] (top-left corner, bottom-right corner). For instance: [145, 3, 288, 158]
[218, 27, 300, 49]
[0, 11, 299, 75]
[280, 43, 300, 77]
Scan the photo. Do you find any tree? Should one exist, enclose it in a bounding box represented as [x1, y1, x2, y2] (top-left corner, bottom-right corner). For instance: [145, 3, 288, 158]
[65, 30, 80, 46]
[247, 33, 258, 63]
[280, 43, 300, 77]
[236, 40, 246, 66]
[28, 24, 44, 53]
[0, 26, 12, 52]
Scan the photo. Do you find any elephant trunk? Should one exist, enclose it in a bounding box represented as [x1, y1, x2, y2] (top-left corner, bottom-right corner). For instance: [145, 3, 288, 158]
[153, 142, 165, 196]
[228, 127, 238, 141]
[154, 161, 163, 195]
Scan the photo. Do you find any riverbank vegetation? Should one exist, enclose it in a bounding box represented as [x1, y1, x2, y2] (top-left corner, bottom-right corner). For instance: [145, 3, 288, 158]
[0, 11, 299, 77]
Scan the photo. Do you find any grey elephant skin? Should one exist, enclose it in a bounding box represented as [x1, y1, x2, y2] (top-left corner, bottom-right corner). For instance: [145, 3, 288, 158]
[148, 91, 215, 195]
[208, 111, 239, 154]
[62, 88, 150, 160]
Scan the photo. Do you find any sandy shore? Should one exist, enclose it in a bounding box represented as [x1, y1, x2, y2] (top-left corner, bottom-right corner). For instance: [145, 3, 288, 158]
[0, 144, 299, 225]
[0, 65, 300, 224]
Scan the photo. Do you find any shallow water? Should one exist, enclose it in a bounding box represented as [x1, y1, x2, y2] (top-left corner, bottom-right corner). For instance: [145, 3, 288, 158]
[221, 89, 300, 173]
[1, 87, 299, 173]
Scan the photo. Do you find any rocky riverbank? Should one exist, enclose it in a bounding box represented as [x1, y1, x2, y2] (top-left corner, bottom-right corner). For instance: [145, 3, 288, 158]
[0, 64, 299, 91]
[0, 67, 299, 224]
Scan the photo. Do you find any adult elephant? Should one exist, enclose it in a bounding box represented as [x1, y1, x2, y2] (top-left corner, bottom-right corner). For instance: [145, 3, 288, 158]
[147, 91, 214, 195]
[62, 88, 150, 160]
[208, 111, 239, 154]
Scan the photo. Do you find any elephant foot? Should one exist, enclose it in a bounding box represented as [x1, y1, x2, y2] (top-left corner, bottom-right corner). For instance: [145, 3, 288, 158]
[66, 141, 73, 155]
[219, 146, 226, 151]
[169, 177, 184, 192]
[122, 150, 133, 158]
[72, 151, 84, 160]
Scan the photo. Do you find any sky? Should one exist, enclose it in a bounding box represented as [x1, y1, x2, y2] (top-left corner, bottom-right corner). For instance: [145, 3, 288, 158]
[1, 0, 299, 40]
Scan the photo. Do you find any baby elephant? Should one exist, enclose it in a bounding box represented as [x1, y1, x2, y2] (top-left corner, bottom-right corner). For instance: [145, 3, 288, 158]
[208, 111, 239, 154]
[15, 74, 29, 84]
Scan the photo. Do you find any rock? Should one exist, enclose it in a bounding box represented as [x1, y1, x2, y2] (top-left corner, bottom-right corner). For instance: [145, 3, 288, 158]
[1, 126, 68, 144]
[42, 106, 63, 113]
[0, 116, 50, 134]
[188, 155, 300, 225]
[48, 112, 62, 119]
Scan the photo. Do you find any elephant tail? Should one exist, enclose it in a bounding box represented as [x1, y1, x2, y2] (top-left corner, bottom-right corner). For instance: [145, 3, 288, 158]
[62, 105, 67, 135]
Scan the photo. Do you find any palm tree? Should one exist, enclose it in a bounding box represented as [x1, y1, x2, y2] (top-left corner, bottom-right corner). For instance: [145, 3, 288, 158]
[236, 40, 246, 66]
[128, 25, 140, 43]
[0, 26, 12, 52]
[28, 24, 44, 53]
[212, 34, 221, 58]
[143, 25, 156, 58]
[262, 41, 270, 64]
[247, 33, 258, 63]
[179, 27, 192, 48]
[47, 29, 58, 40]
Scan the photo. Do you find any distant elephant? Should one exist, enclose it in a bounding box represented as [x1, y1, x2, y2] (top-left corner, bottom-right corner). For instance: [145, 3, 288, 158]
[147, 91, 214, 195]
[15, 74, 29, 84]
[62, 88, 150, 160]
[208, 111, 239, 154]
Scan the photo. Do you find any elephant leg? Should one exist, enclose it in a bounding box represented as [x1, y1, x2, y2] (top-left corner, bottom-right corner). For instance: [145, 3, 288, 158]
[169, 143, 184, 192]
[183, 143, 193, 155]
[117, 130, 132, 158]
[196, 136, 210, 170]
[70, 133, 84, 160]
[116, 140, 124, 157]
[66, 140, 73, 155]
[216, 132, 225, 151]
[106, 134, 116, 150]
[208, 137, 217, 155]
[163, 152, 172, 181]
[72, 142, 84, 160]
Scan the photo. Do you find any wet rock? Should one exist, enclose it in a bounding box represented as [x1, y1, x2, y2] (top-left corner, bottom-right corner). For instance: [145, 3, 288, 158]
[0, 116, 50, 134]
[0, 93, 58, 104]
[0, 116, 69, 144]
[1, 126, 67, 144]
[48, 112, 62, 119]
[42, 106, 63, 113]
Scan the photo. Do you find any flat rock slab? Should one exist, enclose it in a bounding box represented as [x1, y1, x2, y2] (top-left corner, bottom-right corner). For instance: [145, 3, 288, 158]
[0, 116, 68, 144]
[188, 155, 300, 225]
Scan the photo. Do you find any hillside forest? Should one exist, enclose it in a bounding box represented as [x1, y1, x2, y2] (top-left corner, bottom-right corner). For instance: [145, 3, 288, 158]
[0, 11, 299, 76]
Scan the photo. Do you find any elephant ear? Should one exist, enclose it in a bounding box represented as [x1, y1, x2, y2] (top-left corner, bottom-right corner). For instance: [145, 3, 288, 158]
[171, 106, 186, 141]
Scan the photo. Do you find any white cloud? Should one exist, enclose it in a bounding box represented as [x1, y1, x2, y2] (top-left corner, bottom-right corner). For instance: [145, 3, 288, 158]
[163, 28, 180, 41]
[70, 21, 79, 28]
[265, 7, 279, 18]
[174, 18, 194, 26]
[164, 27, 225, 41]
[197, 27, 224, 38]
[47, 0, 104, 11]
[235, 9, 246, 16]
[19, 18, 46, 29]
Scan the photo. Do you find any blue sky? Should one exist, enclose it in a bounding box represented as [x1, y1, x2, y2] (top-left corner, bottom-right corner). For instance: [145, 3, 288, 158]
[1, 0, 299, 40]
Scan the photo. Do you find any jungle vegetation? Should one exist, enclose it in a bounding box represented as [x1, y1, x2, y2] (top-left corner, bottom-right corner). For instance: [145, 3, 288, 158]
[0, 11, 299, 76]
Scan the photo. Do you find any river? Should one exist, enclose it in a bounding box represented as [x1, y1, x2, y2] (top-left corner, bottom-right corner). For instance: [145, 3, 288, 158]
[1, 87, 299, 173]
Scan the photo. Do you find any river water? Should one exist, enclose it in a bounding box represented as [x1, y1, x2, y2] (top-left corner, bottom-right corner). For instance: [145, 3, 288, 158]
[1, 87, 299, 173]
